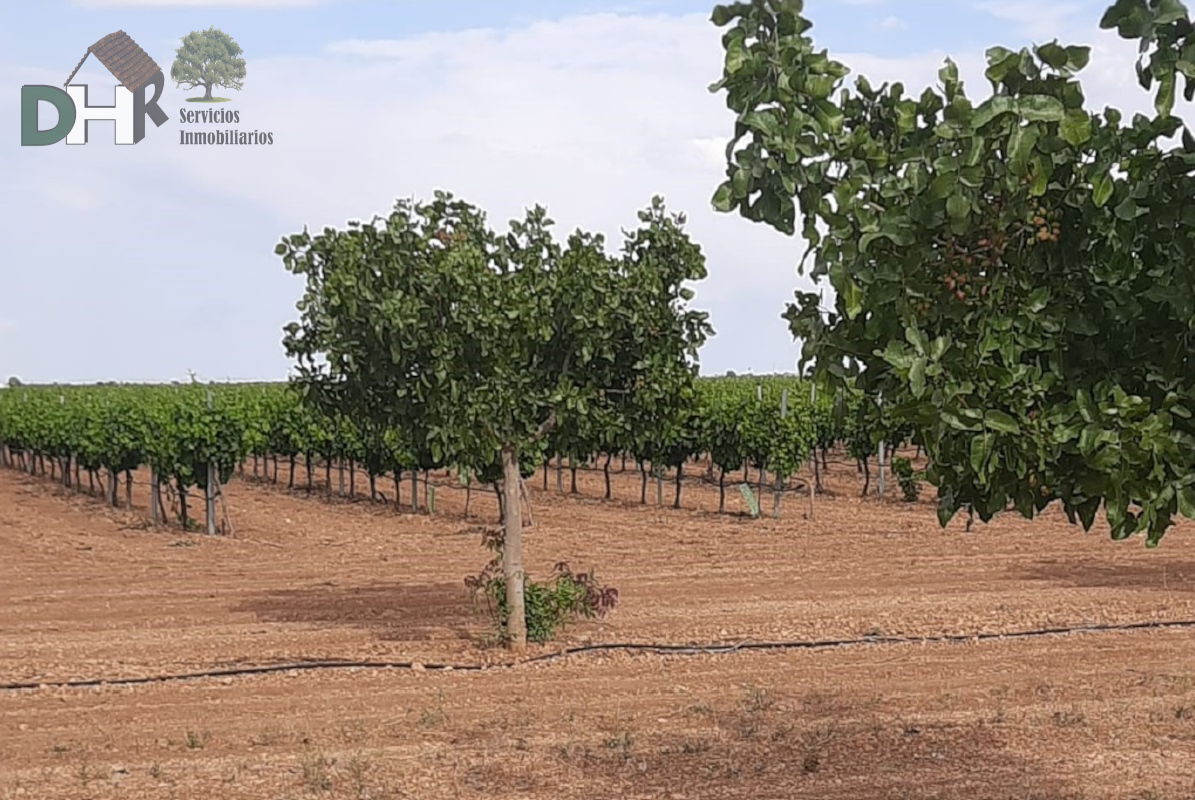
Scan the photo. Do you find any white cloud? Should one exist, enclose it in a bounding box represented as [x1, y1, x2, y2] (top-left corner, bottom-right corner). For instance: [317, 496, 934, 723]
[975, 1, 1085, 41]
[880, 15, 907, 30]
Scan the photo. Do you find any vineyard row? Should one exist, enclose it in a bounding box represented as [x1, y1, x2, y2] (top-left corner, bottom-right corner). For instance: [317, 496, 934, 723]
[0, 377, 916, 529]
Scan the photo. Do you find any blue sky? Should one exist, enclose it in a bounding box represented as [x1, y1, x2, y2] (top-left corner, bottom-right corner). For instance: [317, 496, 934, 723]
[0, 0, 1161, 383]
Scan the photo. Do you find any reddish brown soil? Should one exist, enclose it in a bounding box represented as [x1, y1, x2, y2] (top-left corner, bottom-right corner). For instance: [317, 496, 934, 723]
[2, 456, 1194, 799]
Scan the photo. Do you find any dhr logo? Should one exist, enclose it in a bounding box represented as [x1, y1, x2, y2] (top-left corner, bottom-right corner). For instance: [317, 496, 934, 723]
[21, 31, 168, 146]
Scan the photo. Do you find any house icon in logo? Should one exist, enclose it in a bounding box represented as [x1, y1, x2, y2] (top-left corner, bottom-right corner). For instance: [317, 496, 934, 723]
[21, 30, 168, 146]
[65, 31, 163, 95]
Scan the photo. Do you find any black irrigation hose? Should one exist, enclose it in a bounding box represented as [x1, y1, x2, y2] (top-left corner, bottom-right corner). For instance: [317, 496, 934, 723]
[5, 618, 1195, 693]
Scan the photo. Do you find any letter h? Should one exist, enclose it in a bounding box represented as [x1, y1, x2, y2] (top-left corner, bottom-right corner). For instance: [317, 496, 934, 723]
[65, 84, 134, 145]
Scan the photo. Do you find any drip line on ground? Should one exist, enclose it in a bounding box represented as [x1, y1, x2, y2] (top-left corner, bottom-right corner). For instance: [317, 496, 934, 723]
[4, 618, 1194, 693]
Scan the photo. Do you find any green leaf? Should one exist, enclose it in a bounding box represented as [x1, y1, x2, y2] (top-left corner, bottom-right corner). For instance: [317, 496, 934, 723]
[1115, 196, 1141, 220]
[939, 59, 960, 89]
[985, 47, 1022, 86]
[813, 99, 845, 134]
[946, 191, 969, 221]
[731, 168, 749, 195]
[905, 325, 930, 355]
[984, 410, 1020, 434]
[930, 172, 956, 199]
[1018, 96, 1066, 122]
[712, 182, 734, 213]
[1036, 42, 1069, 70]
[1156, 70, 1177, 117]
[1009, 124, 1041, 172]
[1026, 287, 1050, 312]
[910, 358, 927, 398]
[1065, 45, 1092, 71]
[1029, 160, 1050, 196]
[1092, 172, 1114, 207]
[972, 96, 1016, 129]
[1060, 110, 1093, 146]
[1179, 486, 1195, 519]
[1156, 0, 1190, 25]
[843, 277, 863, 320]
[970, 432, 994, 474]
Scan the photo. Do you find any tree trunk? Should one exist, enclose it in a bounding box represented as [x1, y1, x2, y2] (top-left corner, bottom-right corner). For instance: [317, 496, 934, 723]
[569, 460, 578, 494]
[411, 471, 419, 512]
[205, 464, 217, 535]
[878, 442, 887, 499]
[179, 480, 189, 529]
[125, 471, 133, 509]
[718, 468, 726, 513]
[656, 468, 663, 507]
[556, 457, 563, 493]
[369, 472, 377, 503]
[621, 453, 627, 472]
[150, 469, 161, 524]
[639, 461, 648, 504]
[203, 82, 213, 100]
[108, 468, 119, 507]
[393, 472, 402, 509]
[464, 473, 472, 517]
[673, 462, 684, 509]
[542, 460, 549, 490]
[501, 447, 527, 652]
[349, 459, 356, 497]
[338, 460, 345, 497]
[325, 459, 332, 495]
[520, 476, 535, 528]
[860, 458, 871, 497]
[494, 483, 504, 523]
[603, 453, 612, 500]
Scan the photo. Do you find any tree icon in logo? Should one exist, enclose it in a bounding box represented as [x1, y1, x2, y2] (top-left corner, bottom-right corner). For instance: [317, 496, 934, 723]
[171, 27, 246, 103]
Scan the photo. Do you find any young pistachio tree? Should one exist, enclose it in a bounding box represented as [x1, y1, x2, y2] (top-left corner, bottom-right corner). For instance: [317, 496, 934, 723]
[278, 192, 709, 649]
[709, 0, 1195, 546]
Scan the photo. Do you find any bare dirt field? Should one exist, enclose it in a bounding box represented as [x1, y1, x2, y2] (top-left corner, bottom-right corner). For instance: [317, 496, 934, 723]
[2, 456, 1195, 799]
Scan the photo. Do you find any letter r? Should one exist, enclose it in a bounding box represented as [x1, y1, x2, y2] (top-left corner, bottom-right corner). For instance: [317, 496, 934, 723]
[134, 71, 168, 144]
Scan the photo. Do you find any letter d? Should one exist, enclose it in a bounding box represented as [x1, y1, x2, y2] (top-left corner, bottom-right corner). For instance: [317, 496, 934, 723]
[21, 86, 75, 145]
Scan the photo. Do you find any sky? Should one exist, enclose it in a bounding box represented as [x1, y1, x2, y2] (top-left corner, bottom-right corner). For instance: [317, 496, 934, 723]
[0, 0, 1177, 383]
